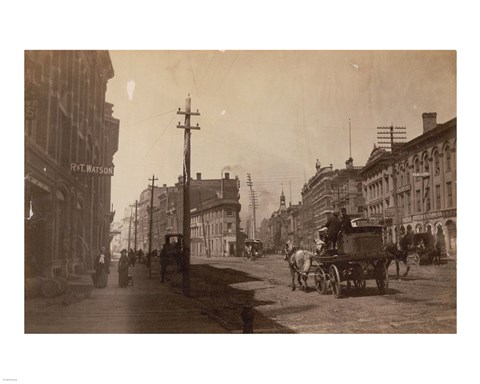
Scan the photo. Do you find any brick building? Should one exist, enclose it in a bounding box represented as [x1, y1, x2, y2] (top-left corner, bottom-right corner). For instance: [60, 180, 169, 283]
[25, 50, 119, 278]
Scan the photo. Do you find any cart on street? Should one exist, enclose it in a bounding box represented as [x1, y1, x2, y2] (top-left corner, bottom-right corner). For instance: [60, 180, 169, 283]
[312, 225, 390, 298]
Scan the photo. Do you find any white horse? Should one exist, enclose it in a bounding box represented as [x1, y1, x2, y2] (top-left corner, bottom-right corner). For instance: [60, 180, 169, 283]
[285, 240, 324, 291]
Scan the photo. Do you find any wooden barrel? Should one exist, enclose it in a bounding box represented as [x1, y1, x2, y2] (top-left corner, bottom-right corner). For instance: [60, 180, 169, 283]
[41, 278, 61, 298]
[25, 277, 46, 298]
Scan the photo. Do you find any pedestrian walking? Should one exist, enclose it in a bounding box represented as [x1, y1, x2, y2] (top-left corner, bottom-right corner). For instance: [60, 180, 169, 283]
[160, 242, 170, 282]
[104, 246, 111, 276]
[128, 249, 136, 267]
[94, 248, 107, 288]
[118, 249, 129, 288]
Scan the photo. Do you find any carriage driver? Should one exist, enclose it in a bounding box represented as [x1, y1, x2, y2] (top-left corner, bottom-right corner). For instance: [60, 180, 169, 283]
[322, 211, 341, 252]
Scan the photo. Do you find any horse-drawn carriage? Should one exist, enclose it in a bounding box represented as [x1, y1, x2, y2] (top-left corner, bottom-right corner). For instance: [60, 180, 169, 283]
[244, 239, 263, 260]
[163, 233, 184, 271]
[286, 224, 390, 298]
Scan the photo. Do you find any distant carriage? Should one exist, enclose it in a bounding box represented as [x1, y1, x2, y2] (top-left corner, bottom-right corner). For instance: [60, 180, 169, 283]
[244, 239, 263, 260]
[163, 233, 184, 271]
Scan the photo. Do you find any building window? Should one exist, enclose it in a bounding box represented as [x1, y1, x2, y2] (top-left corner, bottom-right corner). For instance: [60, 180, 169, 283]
[446, 182, 453, 207]
[445, 147, 452, 172]
[435, 185, 441, 210]
[425, 187, 431, 211]
[415, 158, 420, 173]
[227, 223, 233, 233]
[405, 191, 410, 214]
[226, 209, 233, 216]
[416, 190, 421, 212]
[423, 155, 430, 173]
[434, 151, 440, 175]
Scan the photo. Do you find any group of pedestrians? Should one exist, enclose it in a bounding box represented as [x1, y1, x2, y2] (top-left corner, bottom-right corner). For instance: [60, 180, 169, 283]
[93, 246, 134, 289]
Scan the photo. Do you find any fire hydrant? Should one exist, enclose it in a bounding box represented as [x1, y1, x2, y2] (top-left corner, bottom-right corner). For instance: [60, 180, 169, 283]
[241, 305, 254, 333]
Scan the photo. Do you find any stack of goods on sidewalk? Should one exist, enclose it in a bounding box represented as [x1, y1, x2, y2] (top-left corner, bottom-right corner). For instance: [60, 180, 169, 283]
[25, 276, 68, 298]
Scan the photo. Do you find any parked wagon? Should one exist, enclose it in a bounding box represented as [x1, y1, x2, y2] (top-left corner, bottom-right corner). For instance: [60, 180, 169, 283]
[312, 225, 390, 298]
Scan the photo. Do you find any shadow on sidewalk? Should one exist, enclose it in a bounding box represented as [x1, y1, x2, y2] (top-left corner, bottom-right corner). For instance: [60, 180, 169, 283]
[158, 263, 302, 333]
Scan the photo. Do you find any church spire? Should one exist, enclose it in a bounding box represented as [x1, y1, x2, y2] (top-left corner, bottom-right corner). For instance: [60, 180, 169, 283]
[279, 188, 286, 212]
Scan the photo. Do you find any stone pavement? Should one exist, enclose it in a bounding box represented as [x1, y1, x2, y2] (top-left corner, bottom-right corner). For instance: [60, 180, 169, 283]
[25, 261, 229, 333]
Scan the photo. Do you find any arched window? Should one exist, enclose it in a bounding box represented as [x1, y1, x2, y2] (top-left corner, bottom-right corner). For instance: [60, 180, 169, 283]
[423, 153, 430, 173]
[445, 146, 452, 172]
[414, 157, 421, 173]
[433, 150, 440, 175]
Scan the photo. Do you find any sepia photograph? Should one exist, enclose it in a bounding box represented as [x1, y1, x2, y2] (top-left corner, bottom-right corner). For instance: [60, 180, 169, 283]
[24, 49, 457, 334]
[3, 1, 479, 383]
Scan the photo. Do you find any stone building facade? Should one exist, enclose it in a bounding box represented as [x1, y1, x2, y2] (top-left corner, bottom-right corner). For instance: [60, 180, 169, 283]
[25, 50, 119, 278]
[361, 113, 456, 254]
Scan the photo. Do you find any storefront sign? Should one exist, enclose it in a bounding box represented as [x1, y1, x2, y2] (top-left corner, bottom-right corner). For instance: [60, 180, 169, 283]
[443, 209, 456, 218]
[25, 174, 51, 192]
[413, 172, 430, 178]
[397, 184, 411, 193]
[70, 163, 114, 176]
[412, 209, 457, 222]
[413, 211, 442, 221]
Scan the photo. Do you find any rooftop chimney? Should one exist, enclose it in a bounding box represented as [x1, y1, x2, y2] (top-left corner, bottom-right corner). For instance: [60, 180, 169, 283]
[224, 172, 230, 180]
[196, 172, 201, 180]
[422, 112, 437, 133]
[163, 184, 167, 187]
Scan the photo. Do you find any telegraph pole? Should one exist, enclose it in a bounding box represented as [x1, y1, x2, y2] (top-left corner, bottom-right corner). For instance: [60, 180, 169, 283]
[377, 124, 407, 243]
[134, 200, 138, 255]
[148, 175, 158, 279]
[246, 173, 258, 240]
[177, 94, 200, 296]
[127, 206, 133, 252]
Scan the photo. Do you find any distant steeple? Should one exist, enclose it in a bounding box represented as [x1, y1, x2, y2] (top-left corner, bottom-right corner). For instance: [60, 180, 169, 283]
[279, 188, 287, 212]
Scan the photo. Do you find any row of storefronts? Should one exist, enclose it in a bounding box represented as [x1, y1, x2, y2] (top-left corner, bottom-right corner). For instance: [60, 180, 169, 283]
[261, 112, 456, 256]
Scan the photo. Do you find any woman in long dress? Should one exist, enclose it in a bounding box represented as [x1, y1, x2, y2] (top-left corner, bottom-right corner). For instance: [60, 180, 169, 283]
[94, 250, 108, 288]
[118, 249, 129, 288]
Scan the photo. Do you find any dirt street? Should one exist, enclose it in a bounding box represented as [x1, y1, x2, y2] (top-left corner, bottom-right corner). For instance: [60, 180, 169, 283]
[163, 254, 456, 334]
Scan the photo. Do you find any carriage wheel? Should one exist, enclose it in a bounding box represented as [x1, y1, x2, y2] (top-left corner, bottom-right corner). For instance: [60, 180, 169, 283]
[329, 265, 341, 298]
[314, 267, 327, 294]
[354, 279, 366, 290]
[375, 263, 389, 295]
[353, 265, 366, 290]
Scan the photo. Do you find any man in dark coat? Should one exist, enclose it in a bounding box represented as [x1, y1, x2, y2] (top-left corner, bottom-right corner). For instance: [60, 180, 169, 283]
[160, 242, 170, 283]
[323, 211, 341, 252]
[339, 207, 353, 234]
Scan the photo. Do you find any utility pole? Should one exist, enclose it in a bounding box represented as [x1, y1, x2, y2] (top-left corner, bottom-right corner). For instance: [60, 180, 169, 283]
[349, 118, 352, 159]
[148, 175, 158, 279]
[377, 124, 407, 243]
[134, 200, 138, 255]
[127, 206, 133, 252]
[177, 94, 200, 297]
[246, 173, 258, 240]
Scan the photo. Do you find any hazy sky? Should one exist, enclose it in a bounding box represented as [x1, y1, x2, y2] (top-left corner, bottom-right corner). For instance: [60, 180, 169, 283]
[106, 50, 456, 224]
